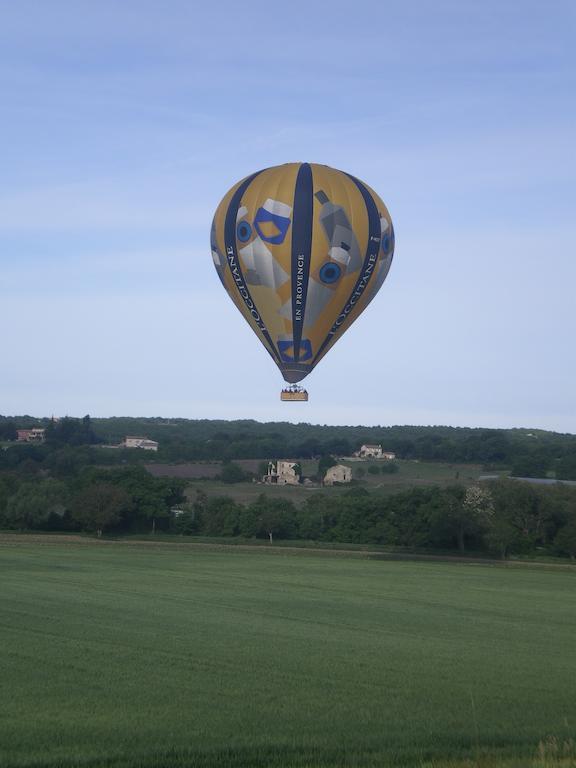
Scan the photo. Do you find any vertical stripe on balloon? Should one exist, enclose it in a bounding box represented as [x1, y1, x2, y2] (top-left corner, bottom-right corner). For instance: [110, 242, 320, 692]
[223, 169, 283, 365]
[311, 176, 382, 365]
[290, 163, 314, 361]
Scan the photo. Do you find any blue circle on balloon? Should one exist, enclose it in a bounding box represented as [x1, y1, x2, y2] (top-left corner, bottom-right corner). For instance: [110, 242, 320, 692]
[237, 221, 252, 242]
[319, 262, 341, 284]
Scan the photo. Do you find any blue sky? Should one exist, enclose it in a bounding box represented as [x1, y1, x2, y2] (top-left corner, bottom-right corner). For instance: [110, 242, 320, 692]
[1, 0, 575, 430]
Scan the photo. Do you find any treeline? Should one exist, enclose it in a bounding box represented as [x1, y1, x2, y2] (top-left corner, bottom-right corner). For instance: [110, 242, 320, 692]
[0, 441, 155, 476]
[3, 415, 576, 478]
[2, 430, 576, 559]
[0, 465, 186, 536]
[177, 481, 576, 560]
[90, 418, 576, 473]
[0, 415, 99, 445]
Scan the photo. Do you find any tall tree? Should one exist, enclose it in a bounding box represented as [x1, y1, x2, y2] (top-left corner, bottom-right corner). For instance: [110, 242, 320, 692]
[249, 496, 297, 543]
[555, 517, 576, 560]
[2, 479, 68, 530]
[71, 483, 131, 536]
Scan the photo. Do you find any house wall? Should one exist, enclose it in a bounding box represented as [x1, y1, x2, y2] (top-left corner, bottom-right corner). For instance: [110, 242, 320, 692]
[263, 460, 300, 485]
[17, 429, 45, 443]
[124, 437, 159, 451]
[324, 465, 352, 485]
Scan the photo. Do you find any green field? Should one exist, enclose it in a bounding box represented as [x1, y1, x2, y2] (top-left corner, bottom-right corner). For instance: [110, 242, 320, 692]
[186, 460, 486, 504]
[1, 537, 575, 768]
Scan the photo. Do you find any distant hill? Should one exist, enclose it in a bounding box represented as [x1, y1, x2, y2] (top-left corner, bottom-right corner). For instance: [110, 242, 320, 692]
[2, 415, 576, 476]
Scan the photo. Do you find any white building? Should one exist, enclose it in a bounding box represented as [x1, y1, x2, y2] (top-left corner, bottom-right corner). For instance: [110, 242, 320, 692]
[123, 436, 159, 452]
[354, 444, 396, 460]
[324, 464, 352, 486]
[355, 444, 383, 458]
[263, 460, 301, 485]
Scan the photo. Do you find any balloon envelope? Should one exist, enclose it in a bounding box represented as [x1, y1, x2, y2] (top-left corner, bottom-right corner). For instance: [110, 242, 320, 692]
[211, 163, 394, 383]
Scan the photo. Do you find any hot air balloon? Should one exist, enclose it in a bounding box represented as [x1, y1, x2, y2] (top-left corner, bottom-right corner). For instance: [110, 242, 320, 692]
[210, 163, 395, 401]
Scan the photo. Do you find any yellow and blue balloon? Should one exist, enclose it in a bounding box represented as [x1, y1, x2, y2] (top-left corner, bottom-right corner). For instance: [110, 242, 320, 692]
[211, 163, 394, 383]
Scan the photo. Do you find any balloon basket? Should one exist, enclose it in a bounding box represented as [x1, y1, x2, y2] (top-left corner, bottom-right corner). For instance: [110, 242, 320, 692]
[280, 385, 308, 402]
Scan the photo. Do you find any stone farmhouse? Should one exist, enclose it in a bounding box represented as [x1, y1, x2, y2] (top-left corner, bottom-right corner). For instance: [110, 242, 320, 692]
[324, 464, 352, 486]
[263, 460, 301, 485]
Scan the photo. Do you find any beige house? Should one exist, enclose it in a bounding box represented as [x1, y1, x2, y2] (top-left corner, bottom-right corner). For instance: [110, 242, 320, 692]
[324, 464, 352, 486]
[355, 444, 383, 458]
[354, 444, 396, 460]
[123, 436, 159, 451]
[263, 460, 301, 485]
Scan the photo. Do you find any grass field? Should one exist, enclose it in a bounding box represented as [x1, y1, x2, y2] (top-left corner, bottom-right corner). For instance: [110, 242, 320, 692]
[185, 460, 485, 505]
[1, 537, 575, 768]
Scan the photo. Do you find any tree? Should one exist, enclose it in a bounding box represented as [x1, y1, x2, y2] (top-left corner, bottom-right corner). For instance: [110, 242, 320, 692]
[552, 491, 576, 559]
[0, 443, 47, 472]
[343, 486, 370, 497]
[45, 415, 98, 447]
[324, 437, 351, 457]
[293, 438, 321, 459]
[75, 466, 186, 533]
[2, 479, 69, 530]
[193, 489, 208, 516]
[484, 515, 518, 560]
[200, 496, 242, 536]
[391, 487, 443, 548]
[483, 480, 549, 557]
[317, 455, 336, 479]
[70, 483, 131, 536]
[555, 518, 576, 560]
[17, 458, 41, 477]
[128, 476, 184, 533]
[380, 462, 399, 474]
[0, 475, 19, 517]
[249, 496, 297, 543]
[510, 454, 550, 479]
[0, 419, 17, 441]
[298, 494, 331, 540]
[455, 485, 493, 553]
[172, 503, 199, 535]
[44, 446, 93, 478]
[557, 453, 576, 481]
[220, 461, 249, 484]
